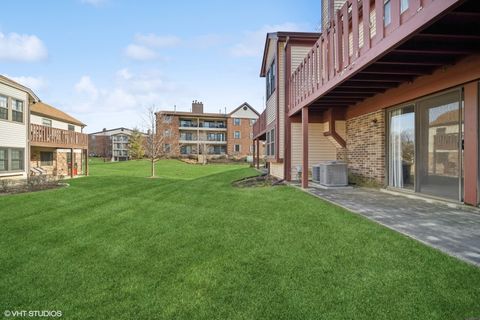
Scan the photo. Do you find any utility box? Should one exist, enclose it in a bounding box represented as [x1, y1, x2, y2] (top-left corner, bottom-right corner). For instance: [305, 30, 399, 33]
[313, 161, 348, 187]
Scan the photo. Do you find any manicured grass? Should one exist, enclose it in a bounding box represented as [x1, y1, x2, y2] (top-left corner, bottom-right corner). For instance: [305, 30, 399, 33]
[1, 159, 479, 319]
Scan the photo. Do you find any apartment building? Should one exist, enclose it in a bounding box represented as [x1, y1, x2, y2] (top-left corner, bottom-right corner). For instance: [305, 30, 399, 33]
[89, 127, 143, 161]
[0, 76, 39, 179]
[156, 101, 260, 159]
[0, 75, 88, 179]
[253, 0, 480, 205]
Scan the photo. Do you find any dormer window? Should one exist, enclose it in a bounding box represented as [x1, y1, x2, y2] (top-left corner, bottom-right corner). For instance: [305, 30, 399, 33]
[266, 59, 276, 99]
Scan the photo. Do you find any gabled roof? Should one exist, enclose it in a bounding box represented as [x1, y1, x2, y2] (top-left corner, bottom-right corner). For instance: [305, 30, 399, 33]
[228, 102, 260, 117]
[89, 127, 146, 135]
[0, 75, 40, 102]
[31, 102, 86, 127]
[260, 32, 321, 77]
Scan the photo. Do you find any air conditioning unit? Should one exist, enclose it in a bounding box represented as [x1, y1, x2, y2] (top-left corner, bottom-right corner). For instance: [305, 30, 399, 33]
[313, 161, 348, 187]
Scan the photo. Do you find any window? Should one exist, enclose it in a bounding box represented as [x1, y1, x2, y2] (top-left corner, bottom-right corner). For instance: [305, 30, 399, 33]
[266, 128, 275, 156]
[0, 148, 25, 172]
[266, 59, 276, 99]
[250, 119, 256, 126]
[400, 0, 408, 12]
[42, 118, 52, 127]
[234, 144, 241, 152]
[10, 149, 23, 170]
[384, 0, 391, 26]
[163, 115, 172, 123]
[233, 118, 241, 126]
[234, 131, 241, 139]
[0, 148, 7, 171]
[163, 144, 171, 153]
[68, 124, 75, 131]
[40, 152, 54, 166]
[164, 129, 171, 137]
[250, 145, 253, 153]
[11, 100, 23, 123]
[0, 96, 7, 120]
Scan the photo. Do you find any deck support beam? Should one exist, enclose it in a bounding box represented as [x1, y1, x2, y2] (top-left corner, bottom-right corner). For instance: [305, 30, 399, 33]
[255, 139, 260, 169]
[302, 107, 309, 188]
[464, 82, 478, 206]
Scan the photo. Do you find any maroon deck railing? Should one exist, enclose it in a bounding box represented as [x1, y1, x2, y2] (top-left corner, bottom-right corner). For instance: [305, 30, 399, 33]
[289, 0, 458, 114]
[253, 111, 266, 139]
[30, 124, 88, 149]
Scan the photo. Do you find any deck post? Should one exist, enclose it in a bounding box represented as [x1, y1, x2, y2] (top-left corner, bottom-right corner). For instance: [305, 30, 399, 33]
[70, 148, 74, 178]
[256, 139, 260, 169]
[252, 139, 256, 168]
[302, 107, 309, 188]
[464, 82, 478, 205]
[85, 148, 89, 176]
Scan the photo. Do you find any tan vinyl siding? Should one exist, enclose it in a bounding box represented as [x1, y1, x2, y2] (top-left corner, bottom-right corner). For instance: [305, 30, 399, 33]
[265, 38, 277, 126]
[335, 120, 346, 140]
[290, 122, 338, 179]
[269, 162, 284, 180]
[266, 92, 276, 126]
[30, 114, 82, 132]
[291, 46, 312, 73]
[0, 82, 29, 178]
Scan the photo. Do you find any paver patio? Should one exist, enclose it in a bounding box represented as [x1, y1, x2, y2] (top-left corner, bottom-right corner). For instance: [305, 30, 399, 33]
[299, 183, 480, 266]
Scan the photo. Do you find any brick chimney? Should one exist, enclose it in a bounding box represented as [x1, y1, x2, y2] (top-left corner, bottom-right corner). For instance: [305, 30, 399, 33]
[192, 100, 203, 114]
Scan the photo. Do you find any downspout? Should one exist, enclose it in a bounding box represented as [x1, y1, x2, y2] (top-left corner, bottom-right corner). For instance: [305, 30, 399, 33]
[323, 107, 346, 148]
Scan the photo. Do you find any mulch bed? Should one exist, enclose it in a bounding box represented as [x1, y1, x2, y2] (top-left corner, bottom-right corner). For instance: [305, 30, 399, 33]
[232, 175, 284, 188]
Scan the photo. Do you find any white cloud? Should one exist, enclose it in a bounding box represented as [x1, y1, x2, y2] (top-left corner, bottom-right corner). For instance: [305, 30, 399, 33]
[8, 75, 47, 92]
[71, 70, 178, 117]
[74, 76, 99, 99]
[116, 68, 132, 80]
[134, 34, 181, 48]
[80, 0, 107, 7]
[124, 33, 182, 61]
[0, 32, 48, 62]
[124, 44, 158, 61]
[230, 22, 305, 58]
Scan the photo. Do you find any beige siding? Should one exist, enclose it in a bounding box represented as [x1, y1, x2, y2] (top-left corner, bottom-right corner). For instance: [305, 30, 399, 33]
[0, 82, 29, 178]
[291, 46, 311, 73]
[269, 162, 284, 180]
[30, 114, 82, 132]
[335, 120, 346, 140]
[265, 92, 276, 126]
[265, 38, 277, 127]
[290, 122, 338, 180]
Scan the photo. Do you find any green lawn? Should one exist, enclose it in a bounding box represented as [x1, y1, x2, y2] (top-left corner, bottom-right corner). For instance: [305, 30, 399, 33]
[1, 159, 479, 320]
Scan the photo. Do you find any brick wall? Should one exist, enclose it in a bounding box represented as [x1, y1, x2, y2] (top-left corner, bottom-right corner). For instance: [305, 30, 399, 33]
[156, 114, 180, 157]
[346, 110, 385, 186]
[227, 118, 254, 158]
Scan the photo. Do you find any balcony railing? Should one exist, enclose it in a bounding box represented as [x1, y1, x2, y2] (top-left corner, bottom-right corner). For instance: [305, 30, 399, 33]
[30, 124, 88, 149]
[289, 0, 458, 114]
[253, 111, 266, 139]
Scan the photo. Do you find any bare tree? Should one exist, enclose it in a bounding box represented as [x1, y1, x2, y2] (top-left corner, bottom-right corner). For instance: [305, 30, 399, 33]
[143, 106, 181, 178]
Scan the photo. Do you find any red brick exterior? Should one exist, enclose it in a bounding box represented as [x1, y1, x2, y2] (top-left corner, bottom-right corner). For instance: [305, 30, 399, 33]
[227, 117, 254, 158]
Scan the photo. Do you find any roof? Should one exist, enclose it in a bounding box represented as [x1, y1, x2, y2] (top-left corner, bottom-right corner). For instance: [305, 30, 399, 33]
[260, 32, 321, 77]
[89, 127, 146, 135]
[30, 102, 86, 127]
[156, 110, 227, 118]
[227, 102, 260, 117]
[0, 75, 40, 102]
[430, 109, 460, 127]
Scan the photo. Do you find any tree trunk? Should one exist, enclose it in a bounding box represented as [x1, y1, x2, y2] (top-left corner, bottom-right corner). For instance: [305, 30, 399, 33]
[151, 157, 155, 177]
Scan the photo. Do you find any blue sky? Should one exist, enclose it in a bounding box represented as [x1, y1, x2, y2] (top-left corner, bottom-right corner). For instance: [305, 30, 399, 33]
[0, 0, 320, 132]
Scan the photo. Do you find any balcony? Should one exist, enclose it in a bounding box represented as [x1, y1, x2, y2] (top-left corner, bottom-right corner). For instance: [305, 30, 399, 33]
[30, 124, 88, 149]
[253, 110, 266, 139]
[288, 0, 476, 115]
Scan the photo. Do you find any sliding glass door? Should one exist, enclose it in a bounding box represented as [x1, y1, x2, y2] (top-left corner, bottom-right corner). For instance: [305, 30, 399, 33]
[387, 89, 464, 201]
[388, 105, 415, 190]
[417, 90, 462, 201]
